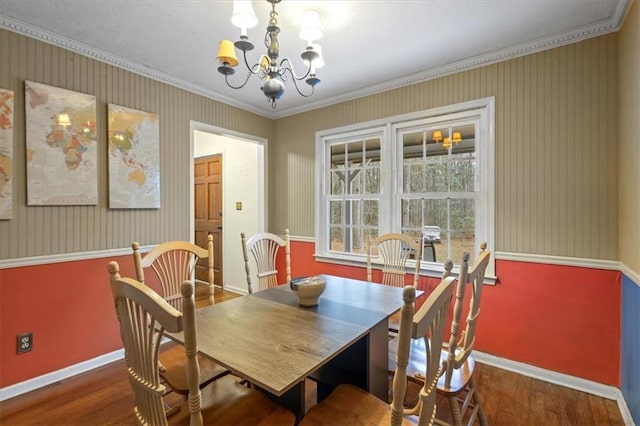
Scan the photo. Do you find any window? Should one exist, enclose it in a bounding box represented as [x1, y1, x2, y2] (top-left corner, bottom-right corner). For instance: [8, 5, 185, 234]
[315, 98, 495, 278]
[327, 129, 384, 255]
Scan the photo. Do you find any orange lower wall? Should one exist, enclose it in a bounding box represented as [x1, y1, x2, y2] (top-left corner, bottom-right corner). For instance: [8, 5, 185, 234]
[1, 242, 621, 388]
[283, 240, 621, 386]
[0, 256, 136, 388]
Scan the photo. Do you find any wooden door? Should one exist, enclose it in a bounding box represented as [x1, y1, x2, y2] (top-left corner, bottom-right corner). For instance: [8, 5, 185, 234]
[194, 154, 222, 287]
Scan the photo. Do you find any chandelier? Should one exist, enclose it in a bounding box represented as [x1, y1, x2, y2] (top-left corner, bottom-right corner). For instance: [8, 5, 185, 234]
[216, 0, 324, 108]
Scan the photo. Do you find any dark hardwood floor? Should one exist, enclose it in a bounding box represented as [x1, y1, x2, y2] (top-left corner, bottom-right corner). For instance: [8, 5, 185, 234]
[0, 288, 626, 426]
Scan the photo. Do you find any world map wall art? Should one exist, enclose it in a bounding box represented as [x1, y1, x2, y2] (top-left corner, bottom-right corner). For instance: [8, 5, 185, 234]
[25, 81, 97, 205]
[0, 88, 14, 219]
[107, 104, 160, 209]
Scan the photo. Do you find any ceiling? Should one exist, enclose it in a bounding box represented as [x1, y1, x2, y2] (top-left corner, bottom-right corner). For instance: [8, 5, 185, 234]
[0, 0, 630, 118]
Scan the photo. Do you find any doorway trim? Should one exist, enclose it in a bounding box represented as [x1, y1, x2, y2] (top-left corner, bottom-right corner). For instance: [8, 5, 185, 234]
[189, 120, 267, 291]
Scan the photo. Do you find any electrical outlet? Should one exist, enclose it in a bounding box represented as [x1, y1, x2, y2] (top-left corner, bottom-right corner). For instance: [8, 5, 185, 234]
[17, 332, 33, 354]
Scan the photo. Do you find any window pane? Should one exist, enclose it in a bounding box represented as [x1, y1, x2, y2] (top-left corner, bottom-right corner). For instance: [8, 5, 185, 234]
[352, 228, 366, 254]
[348, 170, 361, 194]
[346, 141, 363, 168]
[402, 131, 425, 193]
[450, 198, 475, 234]
[363, 200, 378, 226]
[330, 226, 343, 251]
[350, 200, 362, 225]
[450, 198, 475, 263]
[425, 159, 448, 192]
[402, 132, 425, 158]
[364, 166, 380, 193]
[423, 198, 448, 230]
[403, 161, 424, 192]
[364, 138, 381, 162]
[330, 144, 345, 166]
[401, 199, 422, 231]
[331, 170, 344, 195]
[450, 155, 475, 192]
[367, 228, 380, 256]
[329, 200, 343, 225]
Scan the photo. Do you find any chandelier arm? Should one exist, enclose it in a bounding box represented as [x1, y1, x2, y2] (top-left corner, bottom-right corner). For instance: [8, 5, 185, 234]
[281, 67, 316, 98]
[223, 71, 254, 90]
[278, 58, 312, 81]
[241, 49, 266, 77]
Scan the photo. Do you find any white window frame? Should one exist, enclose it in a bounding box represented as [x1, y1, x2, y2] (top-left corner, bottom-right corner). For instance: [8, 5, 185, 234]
[315, 97, 495, 281]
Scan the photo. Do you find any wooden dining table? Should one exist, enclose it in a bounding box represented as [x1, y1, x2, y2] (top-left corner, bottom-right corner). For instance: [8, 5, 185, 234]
[166, 274, 412, 420]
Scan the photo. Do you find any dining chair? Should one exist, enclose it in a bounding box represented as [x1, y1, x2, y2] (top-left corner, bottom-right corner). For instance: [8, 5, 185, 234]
[389, 243, 491, 426]
[300, 277, 456, 426]
[241, 228, 290, 294]
[132, 236, 215, 308]
[107, 261, 296, 426]
[436, 243, 491, 426]
[131, 236, 229, 407]
[367, 232, 422, 331]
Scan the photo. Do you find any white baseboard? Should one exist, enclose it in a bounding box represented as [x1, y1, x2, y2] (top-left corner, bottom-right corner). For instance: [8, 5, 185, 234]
[474, 351, 636, 426]
[0, 349, 124, 402]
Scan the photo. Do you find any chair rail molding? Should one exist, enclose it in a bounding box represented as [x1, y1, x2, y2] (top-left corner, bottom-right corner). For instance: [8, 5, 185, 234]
[0, 246, 156, 269]
[494, 251, 620, 271]
[620, 262, 640, 288]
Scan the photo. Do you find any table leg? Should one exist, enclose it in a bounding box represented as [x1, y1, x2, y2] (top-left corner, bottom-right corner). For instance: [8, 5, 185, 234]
[367, 319, 390, 402]
[262, 380, 307, 422]
[311, 318, 391, 403]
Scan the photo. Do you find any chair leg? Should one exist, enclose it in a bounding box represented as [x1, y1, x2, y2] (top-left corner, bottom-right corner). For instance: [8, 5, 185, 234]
[449, 394, 463, 426]
[470, 377, 488, 426]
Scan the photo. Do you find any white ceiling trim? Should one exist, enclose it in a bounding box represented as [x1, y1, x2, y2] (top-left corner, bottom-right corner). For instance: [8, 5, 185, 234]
[0, 14, 273, 119]
[0, 0, 629, 119]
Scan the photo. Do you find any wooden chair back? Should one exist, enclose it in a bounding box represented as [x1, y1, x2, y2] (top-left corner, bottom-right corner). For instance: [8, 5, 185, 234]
[367, 233, 422, 288]
[390, 277, 456, 425]
[241, 229, 290, 293]
[132, 235, 214, 309]
[442, 242, 491, 388]
[107, 261, 203, 426]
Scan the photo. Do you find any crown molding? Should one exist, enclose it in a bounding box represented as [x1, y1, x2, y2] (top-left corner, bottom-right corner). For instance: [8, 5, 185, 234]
[273, 0, 631, 118]
[0, 15, 274, 119]
[0, 0, 631, 120]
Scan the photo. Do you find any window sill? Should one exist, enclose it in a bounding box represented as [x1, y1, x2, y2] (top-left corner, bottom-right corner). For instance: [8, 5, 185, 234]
[313, 253, 496, 285]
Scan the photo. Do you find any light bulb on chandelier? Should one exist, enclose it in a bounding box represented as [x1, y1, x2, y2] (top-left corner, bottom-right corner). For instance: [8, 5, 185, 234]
[216, 0, 325, 108]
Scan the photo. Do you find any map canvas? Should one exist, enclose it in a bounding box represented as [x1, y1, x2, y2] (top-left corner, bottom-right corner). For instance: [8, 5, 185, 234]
[25, 81, 97, 205]
[108, 104, 160, 209]
[0, 88, 14, 219]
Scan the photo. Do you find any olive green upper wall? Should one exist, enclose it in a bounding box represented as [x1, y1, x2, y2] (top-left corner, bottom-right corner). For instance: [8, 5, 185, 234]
[619, 0, 640, 273]
[273, 34, 620, 260]
[0, 28, 275, 260]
